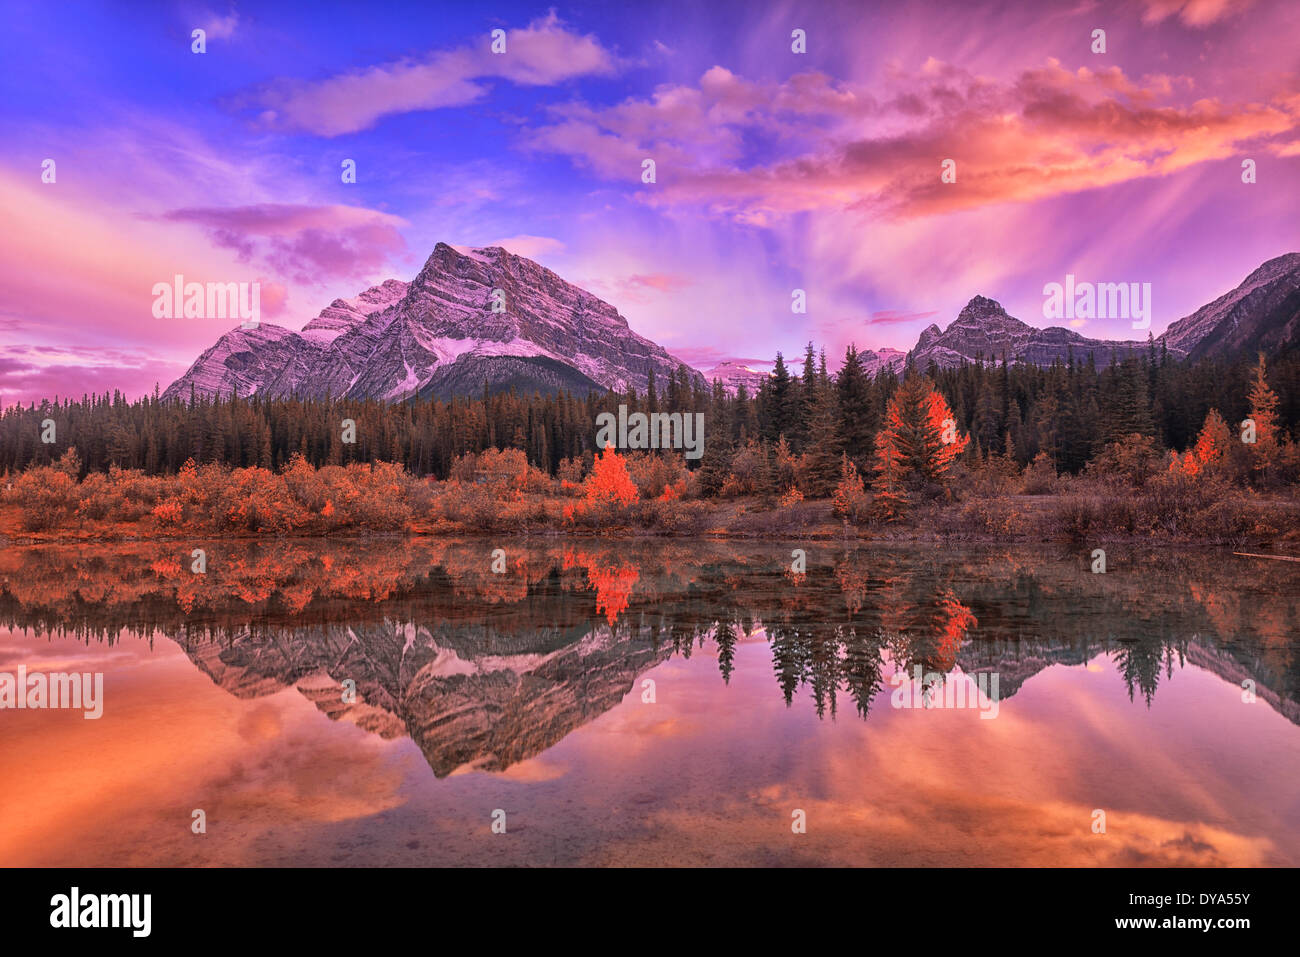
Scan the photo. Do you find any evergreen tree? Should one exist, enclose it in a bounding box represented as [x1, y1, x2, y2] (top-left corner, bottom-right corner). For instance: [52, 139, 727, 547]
[836, 345, 875, 466]
[761, 352, 796, 445]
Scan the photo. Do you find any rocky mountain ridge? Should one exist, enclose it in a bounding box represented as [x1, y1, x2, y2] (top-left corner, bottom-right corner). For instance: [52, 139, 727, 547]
[165, 250, 1300, 402]
[165, 243, 703, 402]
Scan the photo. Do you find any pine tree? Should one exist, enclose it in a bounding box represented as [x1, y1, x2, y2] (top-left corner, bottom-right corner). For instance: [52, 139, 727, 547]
[832, 452, 868, 523]
[870, 421, 910, 520]
[799, 386, 841, 497]
[971, 376, 1000, 451]
[1246, 353, 1282, 483]
[887, 375, 969, 484]
[762, 352, 795, 444]
[836, 345, 875, 466]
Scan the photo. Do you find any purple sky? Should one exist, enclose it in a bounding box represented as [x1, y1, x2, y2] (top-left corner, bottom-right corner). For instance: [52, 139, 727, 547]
[2, 0, 1298, 405]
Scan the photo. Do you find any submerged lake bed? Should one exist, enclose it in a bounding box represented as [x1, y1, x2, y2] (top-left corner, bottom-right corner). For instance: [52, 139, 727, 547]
[1, 539, 1296, 866]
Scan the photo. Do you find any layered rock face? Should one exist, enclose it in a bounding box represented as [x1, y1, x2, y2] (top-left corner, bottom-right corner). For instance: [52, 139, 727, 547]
[163, 249, 1300, 400]
[910, 295, 1153, 369]
[174, 619, 674, 778]
[1158, 252, 1300, 361]
[906, 254, 1300, 370]
[164, 243, 702, 402]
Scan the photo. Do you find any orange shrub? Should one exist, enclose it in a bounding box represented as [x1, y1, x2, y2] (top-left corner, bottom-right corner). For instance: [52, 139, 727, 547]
[564, 446, 640, 528]
[12, 467, 77, 531]
[831, 454, 869, 523]
[626, 451, 688, 499]
[214, 467, 310, 533]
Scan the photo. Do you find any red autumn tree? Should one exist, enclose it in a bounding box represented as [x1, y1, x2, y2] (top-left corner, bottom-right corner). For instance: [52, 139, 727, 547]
[832, 452, 869, 523]
[1172, 408, 1232, 477]
[563, 444, 640, 524]
[1245, 353, 1283, 484]
[870, 426, 910, 521]
[584, 444, 639, 505]
[871, 376, 969, 518]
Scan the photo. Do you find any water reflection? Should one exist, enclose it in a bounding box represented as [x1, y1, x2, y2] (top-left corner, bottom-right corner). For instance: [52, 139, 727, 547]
[2, 539, 1297, 779]
[4, 538, 1299, 867]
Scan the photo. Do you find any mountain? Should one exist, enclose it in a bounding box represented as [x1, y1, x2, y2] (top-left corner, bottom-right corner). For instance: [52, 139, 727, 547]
[701, 360, 768, 395]
[1159, 252, 1300, 361]
[909, 295, 1156, 370]
[298, 278, 410, 345]
[905, 254, 1300, 370]
[167, 249, 1300, 402]
[164, 243, 703, 402]
[860, 347, 907, 375]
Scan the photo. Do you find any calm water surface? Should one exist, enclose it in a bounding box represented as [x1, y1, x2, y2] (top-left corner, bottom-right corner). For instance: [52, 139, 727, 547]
[1, 539, 1296, 866]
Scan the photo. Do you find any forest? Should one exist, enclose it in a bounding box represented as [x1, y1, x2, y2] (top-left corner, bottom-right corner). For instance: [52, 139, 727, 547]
[2, 342, 1298, 542]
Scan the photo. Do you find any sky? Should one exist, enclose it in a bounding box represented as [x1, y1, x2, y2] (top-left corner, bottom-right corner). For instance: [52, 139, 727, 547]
[1, 0, 1298, 405]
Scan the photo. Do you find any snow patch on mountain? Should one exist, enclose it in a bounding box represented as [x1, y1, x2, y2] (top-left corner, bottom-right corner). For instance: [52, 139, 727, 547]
[165, 244, 702, 402]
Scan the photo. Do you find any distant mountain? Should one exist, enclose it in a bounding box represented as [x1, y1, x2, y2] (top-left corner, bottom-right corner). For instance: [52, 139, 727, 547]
[909, 295, 1156, 370]
[860, 347, 907, 375]
[167, 248, 1300, 403]
[164, 243, 703, 402]
[904, 253, 1300, 370]
[701, 360, 768, 395]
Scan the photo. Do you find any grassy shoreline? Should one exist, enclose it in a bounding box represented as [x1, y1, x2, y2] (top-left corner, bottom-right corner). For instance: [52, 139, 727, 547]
[4, 490, 1296, 549]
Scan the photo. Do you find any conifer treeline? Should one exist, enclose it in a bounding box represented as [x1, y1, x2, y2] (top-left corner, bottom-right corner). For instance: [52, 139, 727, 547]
[2, 343, 1297, 481]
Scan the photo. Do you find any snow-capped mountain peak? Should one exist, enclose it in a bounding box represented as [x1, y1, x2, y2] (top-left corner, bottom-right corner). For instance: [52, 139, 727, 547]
[164, 243, 702, 403]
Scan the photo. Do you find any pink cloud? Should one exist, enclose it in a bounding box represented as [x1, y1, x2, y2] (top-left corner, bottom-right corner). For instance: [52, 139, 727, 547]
[1140, 0, 1256, 25]
[258, 279, 290, 318]
[0, 345, 185, 407]
[160, 204, 408, 285]
[579, 271, 695, 305]
[622, 273, 694, 293]
[0, 169, 379, 404]
[525, 59, 1299, 223]
[483, 235, 566, 259]
[868, 310, 940, 325]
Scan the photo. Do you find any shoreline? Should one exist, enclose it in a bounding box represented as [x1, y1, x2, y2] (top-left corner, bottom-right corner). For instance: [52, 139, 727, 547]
[3, 494, 1295, 550]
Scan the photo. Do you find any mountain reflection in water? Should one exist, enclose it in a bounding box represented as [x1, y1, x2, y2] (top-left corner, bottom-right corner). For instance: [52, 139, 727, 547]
[1, 539, 1297, 866]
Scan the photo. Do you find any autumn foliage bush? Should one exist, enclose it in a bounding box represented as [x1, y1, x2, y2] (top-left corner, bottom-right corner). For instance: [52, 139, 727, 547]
[447, 448, 552, 493]
[1054, 471, 1257, 544]
[432, 479, 554, 531]
[831, 454, 869, 524]
[560, 445, 704, 533]
[10, 466, 77, 530]
[4, 453, 422, 536]
[564, 445, 641, 527]
[431, 448, 556, 530]
[625, 451, 689, 500]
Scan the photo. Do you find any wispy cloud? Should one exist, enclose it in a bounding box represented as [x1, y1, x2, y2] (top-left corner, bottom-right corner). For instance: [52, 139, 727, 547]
[244, 12, 617, 136]
[160, 204, 408, 285]
[525, 58, 1298, 222]
[1139, 0, 1256, 26]
[0, 344, 183, 405]
[197, 9, 240, 40]
[868, 309, 939, 325]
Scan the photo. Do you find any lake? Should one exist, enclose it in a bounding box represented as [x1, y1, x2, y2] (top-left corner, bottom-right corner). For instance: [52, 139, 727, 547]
[1, 538, 1296, 866]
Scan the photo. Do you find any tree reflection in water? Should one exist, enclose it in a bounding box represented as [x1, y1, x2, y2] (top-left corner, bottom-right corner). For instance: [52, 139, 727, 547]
[1, 538, 1297, 776]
